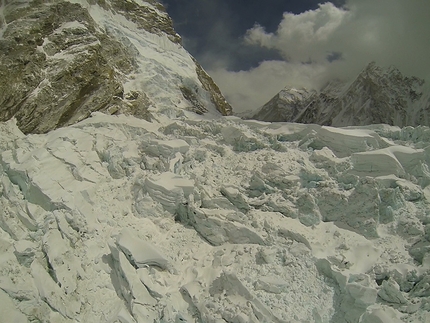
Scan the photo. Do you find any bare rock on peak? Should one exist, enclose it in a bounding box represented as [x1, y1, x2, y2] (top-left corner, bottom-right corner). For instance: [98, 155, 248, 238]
[0, 0, 231, 133]
[251, 62, 430, 127]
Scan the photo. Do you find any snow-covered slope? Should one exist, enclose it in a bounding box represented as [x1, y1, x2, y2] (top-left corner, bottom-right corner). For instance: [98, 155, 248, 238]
[1, 112, 430, 322]
[251, 63, 430, 127]
[0, 0, 231, 133]
[1, 2, 430, 322]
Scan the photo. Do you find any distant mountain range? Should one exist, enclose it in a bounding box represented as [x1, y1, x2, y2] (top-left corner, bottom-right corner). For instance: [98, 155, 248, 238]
[249, 62, 430, 127]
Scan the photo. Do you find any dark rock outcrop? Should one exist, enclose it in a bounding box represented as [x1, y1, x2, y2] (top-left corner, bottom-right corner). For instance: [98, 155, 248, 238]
[0, 0, 231, 133]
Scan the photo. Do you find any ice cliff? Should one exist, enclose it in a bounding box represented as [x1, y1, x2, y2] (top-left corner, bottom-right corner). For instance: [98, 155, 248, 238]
[251, 62, 430, 128]
[0, 0, 231, 133]
[1, 112, 430, 322]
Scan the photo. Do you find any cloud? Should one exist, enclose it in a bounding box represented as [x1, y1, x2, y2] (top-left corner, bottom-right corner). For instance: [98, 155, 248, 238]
[186, 6, 285, 72]
[209, 0, 430, 114]
[245, 2, 349, 63]
[164, 0, 310, 72]
[209, 61, 327, 113]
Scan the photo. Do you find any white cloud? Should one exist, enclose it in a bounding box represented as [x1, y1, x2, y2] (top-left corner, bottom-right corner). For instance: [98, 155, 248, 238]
[245, 3, 349, 63]
[209, 61, 327, 113]
[210, 0, 430, 114]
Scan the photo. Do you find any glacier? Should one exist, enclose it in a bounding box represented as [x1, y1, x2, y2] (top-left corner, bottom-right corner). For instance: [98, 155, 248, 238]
[1, 112, 430, 322]
[1, 0, 430, 322]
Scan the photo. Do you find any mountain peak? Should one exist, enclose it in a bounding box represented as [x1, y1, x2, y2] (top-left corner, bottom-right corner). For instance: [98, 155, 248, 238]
[250, 63, 429, 127]
[0, 0, 231, 133]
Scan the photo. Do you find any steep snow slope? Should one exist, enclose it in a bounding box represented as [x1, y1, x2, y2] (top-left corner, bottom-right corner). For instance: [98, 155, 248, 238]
[1, 113, 430, 322]
[0, 0, 231, 133]
[251, 63, 430, 127]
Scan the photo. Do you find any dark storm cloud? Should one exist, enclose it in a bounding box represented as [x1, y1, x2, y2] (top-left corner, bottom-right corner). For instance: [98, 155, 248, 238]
[211, 0, 430, 113]
[161, 0, 429, 116]
[161, 0, 331, 71]
[326, 52, 343, 63]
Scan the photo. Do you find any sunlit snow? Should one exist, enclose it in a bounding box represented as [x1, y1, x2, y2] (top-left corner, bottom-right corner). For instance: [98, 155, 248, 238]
[1, 112, 430, 322]
[1, 0, 430, 322]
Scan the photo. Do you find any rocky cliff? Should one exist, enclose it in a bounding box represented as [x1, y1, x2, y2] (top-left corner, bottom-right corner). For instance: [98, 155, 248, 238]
[0, 0, 232, 133]
[251, 62, 430, 127]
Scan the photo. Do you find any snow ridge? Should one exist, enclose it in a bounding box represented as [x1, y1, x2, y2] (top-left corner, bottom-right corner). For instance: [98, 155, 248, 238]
[1, 113, 430, 322]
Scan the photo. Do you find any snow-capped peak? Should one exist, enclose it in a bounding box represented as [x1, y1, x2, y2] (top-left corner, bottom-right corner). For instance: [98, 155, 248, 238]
[250, 62, 429, 127]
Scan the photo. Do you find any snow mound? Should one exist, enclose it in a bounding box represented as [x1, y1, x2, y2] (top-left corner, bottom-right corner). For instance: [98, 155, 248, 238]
[351, 146, 425, 177]
[144, 172, 194, 213]
[116, 228, 169, 269]
[1, 113, 430, 322]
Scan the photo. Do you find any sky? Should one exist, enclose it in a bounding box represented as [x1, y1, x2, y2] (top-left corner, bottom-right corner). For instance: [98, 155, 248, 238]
[161, 0, 430, 114]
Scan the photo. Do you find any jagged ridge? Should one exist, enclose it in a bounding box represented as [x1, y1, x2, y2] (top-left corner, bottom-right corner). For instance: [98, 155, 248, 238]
[0, 0, 231, 134]
[251, 62, 430, 127]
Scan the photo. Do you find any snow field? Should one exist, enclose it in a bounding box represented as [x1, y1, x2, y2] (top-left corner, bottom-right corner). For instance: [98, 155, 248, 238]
[0, 113, 430, 322]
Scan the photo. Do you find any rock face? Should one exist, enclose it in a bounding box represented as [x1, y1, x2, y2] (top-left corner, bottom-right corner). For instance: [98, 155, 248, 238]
[251, 62, 430, 127]
[0, 0, 232, 133]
